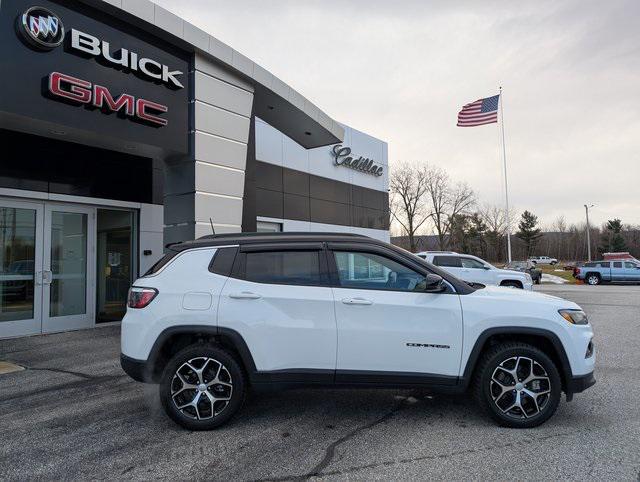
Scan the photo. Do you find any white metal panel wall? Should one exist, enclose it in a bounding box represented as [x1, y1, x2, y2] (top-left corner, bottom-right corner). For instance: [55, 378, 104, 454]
[255, 117, 388, 194]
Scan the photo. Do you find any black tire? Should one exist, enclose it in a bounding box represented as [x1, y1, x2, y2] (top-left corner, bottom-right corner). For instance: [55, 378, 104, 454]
[159, 344, 246, 430]
[473, 342, 561, 428]
[585, 273, 601, 286]
[501, 280, 523, 289]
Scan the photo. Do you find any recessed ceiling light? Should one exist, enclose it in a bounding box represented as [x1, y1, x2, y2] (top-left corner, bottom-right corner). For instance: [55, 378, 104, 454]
[125, 145, 137, 150]
[49, 129, 66, 135]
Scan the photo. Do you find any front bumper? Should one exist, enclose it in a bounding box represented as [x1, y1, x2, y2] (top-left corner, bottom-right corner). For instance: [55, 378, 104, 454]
[566, 371, 596, 401]
[120, 353, 149, 383]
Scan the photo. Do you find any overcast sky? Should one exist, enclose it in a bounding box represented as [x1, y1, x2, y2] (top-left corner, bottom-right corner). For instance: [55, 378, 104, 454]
[156, 0, 640, 228]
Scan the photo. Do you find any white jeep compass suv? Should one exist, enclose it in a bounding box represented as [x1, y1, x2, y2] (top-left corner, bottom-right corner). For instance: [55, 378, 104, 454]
[121, 233, 595, 430]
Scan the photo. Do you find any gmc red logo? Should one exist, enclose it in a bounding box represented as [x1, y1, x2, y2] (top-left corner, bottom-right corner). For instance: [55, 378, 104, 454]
[48, 72, 168, 127]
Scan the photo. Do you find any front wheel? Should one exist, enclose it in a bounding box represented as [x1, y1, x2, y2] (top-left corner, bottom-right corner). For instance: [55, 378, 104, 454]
[473, 342, 561, 428]
[159, 344, 246, 430]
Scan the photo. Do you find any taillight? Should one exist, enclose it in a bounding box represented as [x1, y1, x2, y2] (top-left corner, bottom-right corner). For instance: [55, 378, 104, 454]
[128, 287, 158, 309]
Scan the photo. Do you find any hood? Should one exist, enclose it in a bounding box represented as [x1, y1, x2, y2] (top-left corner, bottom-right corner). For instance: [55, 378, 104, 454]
[469, 285, 578, 308]
[496, 268, 528, 277]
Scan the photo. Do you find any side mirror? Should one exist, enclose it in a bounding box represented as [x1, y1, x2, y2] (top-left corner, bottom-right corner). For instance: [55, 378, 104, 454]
[420, 273, 445, 292]
[483, 265, 491, 270]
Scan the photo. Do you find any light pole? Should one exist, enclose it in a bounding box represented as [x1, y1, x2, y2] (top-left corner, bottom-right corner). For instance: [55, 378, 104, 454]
[584, 204, 594, 261]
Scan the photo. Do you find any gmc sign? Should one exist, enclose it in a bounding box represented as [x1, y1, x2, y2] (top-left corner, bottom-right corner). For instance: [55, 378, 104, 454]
[48, 72, 168, 127]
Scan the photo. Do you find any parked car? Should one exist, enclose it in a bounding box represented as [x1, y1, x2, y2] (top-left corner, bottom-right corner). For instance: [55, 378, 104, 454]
[574, 259, 640, 285]
[529, 256, 558, 265]
[416, 251, 533, 290]
[121, 233, 595, 430]
[505, 261, 542, 285]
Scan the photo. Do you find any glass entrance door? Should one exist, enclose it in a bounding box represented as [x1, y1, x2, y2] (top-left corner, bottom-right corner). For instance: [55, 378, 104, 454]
[0, 200, 44, 337]
[0, 198, 96, 338]
[42, 204, 95, 333]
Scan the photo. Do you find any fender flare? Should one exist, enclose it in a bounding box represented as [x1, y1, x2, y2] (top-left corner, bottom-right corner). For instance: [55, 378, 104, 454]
[460, 326, 573, 391]
[146, 325, 257, 381]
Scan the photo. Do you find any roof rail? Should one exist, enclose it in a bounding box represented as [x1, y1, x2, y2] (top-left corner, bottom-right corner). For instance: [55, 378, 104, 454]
[197, 231, 370, 240]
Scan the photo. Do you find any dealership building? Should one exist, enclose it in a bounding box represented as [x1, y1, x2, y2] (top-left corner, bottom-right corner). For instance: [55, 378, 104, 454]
[0, 0, 389, 338]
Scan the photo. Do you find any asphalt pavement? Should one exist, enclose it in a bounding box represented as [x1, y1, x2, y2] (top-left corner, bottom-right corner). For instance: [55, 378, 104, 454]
[1, 284, 639, 480]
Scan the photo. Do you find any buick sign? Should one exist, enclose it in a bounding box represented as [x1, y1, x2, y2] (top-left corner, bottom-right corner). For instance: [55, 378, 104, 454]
[18, 6, 64, 50]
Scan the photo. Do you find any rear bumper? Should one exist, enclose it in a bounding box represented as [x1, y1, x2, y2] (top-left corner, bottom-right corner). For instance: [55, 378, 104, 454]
[566, 371, 595, 400]
[120, 353, 149, 383]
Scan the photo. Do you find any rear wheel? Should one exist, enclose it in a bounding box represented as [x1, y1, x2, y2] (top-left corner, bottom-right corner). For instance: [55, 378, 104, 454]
[473, 342, 561, 428]
[159, 344, 246, 430]
[586, 273, 601, 285]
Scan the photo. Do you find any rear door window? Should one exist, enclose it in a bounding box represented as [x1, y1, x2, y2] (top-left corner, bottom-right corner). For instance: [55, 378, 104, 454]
[244, 251, 322, 286]
[432, 256, 462, 268]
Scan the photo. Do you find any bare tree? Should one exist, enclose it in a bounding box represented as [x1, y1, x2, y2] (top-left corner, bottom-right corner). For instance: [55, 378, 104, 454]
[425, 167, 449, 250]
[426, 168, 476, 250]
[389, 161, 432, 252]
[481, 204, 508, 261]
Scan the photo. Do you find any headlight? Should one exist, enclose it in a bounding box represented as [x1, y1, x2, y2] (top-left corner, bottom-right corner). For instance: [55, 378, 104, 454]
[558, 309, 588, 325]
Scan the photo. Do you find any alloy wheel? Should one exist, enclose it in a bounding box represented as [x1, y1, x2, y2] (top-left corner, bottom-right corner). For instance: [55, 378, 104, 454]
[170, 357, 233, 420]
[490, 356, 551, 419]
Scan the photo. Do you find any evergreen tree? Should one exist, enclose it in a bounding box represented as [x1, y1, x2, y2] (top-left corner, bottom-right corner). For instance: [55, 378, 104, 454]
[516, 210, 542, 256]
[466, 213, 488, 257]
[599, 218, 627, 253]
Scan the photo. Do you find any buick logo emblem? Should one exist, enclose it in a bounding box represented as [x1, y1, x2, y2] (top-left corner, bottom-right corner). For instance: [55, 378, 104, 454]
[18, 6, 65, 50]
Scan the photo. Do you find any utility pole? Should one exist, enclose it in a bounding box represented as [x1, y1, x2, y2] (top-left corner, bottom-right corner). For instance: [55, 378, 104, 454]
[584, 204, 594, 261]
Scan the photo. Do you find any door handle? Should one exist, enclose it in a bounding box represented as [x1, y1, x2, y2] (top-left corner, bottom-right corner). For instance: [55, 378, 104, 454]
[42, 270, 53, 285]
[229, 291, 262, 300]
[341, 297, 373, 305]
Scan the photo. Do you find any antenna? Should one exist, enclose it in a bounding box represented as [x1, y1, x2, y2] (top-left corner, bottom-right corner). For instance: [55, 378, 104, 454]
[209, 217, 216, 235]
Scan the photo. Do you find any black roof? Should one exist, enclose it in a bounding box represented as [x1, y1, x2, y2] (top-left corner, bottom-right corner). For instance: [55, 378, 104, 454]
[167, 232, 381, 251]
[165, 231, 475, 295]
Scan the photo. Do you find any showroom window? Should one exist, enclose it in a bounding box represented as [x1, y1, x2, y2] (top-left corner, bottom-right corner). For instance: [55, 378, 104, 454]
[256, 221, 282, 233]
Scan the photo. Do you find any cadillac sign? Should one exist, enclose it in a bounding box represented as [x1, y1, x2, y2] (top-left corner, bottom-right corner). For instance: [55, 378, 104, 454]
[331, 144, 384, 177]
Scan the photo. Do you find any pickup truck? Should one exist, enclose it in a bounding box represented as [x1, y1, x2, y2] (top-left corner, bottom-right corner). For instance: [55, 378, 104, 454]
[529, 256, 558, 265]
[575, 260, 640, 285]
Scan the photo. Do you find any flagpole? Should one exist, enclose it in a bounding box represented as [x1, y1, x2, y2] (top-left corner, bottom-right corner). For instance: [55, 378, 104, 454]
[499, 86, 512, 263]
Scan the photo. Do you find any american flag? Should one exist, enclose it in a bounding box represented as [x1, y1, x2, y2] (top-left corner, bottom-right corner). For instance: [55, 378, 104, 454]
[457, 94, 500, 127]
